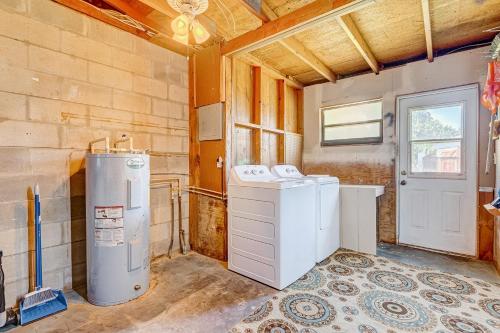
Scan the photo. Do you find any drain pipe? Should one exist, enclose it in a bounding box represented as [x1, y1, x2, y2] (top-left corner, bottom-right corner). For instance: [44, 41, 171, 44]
[150, 177, 186, 257]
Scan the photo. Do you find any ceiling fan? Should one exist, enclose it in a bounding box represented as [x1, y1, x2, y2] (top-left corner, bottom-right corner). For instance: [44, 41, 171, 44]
[167, 0, 210, 44]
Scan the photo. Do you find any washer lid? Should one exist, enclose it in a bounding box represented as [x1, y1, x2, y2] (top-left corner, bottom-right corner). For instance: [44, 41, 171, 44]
[229, 165, 314, 189]
[304, 175, 339, 184]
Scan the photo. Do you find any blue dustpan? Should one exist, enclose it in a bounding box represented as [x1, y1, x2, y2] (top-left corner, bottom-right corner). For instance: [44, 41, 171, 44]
[19, 185, 68, 325]
[19, 290, 68, 325]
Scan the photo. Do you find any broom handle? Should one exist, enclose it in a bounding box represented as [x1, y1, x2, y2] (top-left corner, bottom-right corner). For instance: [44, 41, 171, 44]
[35, 184, 42, 290]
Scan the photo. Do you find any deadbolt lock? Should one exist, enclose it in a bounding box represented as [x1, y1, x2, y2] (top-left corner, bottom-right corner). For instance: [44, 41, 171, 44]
[401, 170, 407, 175]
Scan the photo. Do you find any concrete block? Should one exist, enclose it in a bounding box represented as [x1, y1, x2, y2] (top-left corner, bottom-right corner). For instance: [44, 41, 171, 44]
[0, 0, 27, 13]
[112, 48, 152, 77]
[0, 91, 26, 120]
[0, 120, 59, 148]
[88, 62, 133, 91]
[168, 118, 188, 130]
[60, 126, 111, 150]
[0, 9, 28, 41]
[133, 75, 168, 99]
[1, 226, 28, 256]
[134, 113, 168, 129]
[40, 197, 71, 224]
[0, 35, 27, 67]
[113, 89, 151, 113]
[2, 252, 29, 284]
[88, 18, 133, 52]
[135, 38, 170, 64]
[29, 45, 87, 81]
[89, 107, 134, 131]
[0, 65, 63, 99]
[152, 99, 185, 120]
[0, 147, 31, 176]
[167, 155, 188, 174]
[29, 0, 86, 35]
[152, 135, 183, 153]
[168, 52, 188, 71]
[150, 222, 168, 243]
[150, 155, 169, 174]
[168, 84, 188, 103]
[153, 63, 183, 86]
[29, 96, 87, 124]
[61, 79, 112, 108]
[110, 131, 150, 150]
[29, 148, 69, 176]
[0, 201, 28, 232]
[42, 243, 71, 272]
[27, 18, 60, 51]
[61, 31, 112, 66]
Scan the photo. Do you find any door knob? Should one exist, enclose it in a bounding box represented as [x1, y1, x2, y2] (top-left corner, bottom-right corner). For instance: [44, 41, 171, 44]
[400, 180, 407, 185]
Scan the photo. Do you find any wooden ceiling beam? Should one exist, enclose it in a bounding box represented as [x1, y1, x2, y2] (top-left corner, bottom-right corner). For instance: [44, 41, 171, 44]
[261, 2, 336, 82]
[421, 0, 434, 62]
[221, 0, 374, 56]
[102, 0, 193, 54]
[236, 0, 270, 23]
[336, 14, 379, 73]
[53, 0, 153, 40]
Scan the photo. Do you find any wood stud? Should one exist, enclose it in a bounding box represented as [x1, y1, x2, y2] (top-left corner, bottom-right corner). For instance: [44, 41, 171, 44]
[421, 0, 434, 62]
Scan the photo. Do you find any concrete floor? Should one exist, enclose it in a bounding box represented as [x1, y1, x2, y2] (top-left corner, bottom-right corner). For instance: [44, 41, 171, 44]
[6, 244, 499, 332]
[377, 242, 500, 282]
[8, 253, 276, 333]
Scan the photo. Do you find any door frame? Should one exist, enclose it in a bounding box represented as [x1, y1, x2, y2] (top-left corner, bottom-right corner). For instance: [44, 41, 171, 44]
[395, 83, 480, 257]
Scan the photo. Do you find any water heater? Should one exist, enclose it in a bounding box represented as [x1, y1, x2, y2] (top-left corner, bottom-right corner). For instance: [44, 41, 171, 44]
[85, 138, 150, 306]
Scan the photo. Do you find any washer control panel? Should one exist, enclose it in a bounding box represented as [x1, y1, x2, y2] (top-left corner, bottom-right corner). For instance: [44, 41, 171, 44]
[271, 164, 303, 178]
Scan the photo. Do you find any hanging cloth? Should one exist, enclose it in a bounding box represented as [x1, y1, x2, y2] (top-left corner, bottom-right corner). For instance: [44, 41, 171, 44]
[482, 61, 500, 174]
[481, 61, 500, 113]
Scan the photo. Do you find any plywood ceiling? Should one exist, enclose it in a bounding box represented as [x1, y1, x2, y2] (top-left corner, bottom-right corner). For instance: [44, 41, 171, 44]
[67, 0, 500, 85]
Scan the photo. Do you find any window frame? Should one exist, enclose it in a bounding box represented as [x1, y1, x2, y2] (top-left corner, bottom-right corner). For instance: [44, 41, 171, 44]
[407, 102, 466, 179]
[320, 99, 384, 146]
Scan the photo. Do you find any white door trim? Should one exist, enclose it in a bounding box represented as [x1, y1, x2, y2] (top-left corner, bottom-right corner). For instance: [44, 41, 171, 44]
[395, 83, 479, 256]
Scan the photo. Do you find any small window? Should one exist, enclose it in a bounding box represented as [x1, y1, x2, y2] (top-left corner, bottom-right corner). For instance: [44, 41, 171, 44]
[321, 99, 383, 146]
[409, 103, 464, 176]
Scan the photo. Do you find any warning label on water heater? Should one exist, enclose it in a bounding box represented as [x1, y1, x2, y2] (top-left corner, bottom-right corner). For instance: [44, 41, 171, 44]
[95, 228, 124, 247]
[94, 206, 124, 247]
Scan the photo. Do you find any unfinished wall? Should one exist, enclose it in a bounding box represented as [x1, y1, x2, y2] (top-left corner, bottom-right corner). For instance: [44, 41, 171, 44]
[0, 0, 188, 307]
[304, 47, 493, 244]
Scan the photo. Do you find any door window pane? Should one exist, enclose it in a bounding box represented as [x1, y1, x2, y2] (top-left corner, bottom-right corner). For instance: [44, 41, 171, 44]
[411, 141, 461, 174]
[324, 122, 381, 141]
[410, 104, 463, 140]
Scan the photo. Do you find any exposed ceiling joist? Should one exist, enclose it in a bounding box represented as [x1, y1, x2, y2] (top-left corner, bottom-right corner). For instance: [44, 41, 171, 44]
[261, 2, 337, 83]
[336, 14, 379, 73]
[221, 0, 374, 56]
[102, 0, 192, 54]
[53, 0, 153, 39]
[421, 0, 434, 62]
[242, 53, 304, 88]
[236, 0, 270, 23]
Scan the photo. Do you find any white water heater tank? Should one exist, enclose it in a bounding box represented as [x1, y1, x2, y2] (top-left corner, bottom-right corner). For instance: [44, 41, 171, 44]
[85, 152, 150, 306]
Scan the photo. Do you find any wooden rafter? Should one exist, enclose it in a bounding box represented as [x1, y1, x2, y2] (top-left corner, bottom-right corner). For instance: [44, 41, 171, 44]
[221, 0, 374, 56]
[102, 0, 192, 53]
[421, 0, 434, 62]
[336, 14, 379, 73]
[261, 2, 337, 83]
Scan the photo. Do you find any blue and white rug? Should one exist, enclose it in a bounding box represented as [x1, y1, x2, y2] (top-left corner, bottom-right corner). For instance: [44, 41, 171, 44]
[230, 250, 500, 333]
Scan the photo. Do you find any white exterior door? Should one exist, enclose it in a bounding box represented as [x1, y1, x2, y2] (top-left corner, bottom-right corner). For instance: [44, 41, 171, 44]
[397, 84, 478, 256]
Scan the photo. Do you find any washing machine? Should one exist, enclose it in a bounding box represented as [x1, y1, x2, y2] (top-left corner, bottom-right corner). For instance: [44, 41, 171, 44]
[271, 165, 340, 263]
[228, 165, 316, 290]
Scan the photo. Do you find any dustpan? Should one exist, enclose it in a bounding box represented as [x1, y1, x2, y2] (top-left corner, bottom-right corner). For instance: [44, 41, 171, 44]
[19, 185, 67, 325]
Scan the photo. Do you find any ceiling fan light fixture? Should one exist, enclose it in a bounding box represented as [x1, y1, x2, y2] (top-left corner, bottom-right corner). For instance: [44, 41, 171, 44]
[192, 19, 210, 44]
[171, 14, 190, 36]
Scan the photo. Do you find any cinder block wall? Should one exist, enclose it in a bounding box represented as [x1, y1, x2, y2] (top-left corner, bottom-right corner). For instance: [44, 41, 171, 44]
[0, 0, 189, 306]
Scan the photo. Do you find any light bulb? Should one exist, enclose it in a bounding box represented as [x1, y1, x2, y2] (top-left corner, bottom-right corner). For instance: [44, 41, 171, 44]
[171, 15, 189, 36]
[192, 20, 210, 44]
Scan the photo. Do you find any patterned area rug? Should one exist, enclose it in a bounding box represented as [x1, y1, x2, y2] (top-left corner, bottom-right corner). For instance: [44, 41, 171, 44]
[229, 250, 500, 333]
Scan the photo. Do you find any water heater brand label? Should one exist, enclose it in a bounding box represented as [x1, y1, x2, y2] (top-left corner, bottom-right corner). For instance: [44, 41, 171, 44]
[95, 206, 123, 219]
[127, 158, 145, 169]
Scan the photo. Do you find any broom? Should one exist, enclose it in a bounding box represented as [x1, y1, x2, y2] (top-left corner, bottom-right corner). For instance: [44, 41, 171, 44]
[19, 184, 67, 325]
